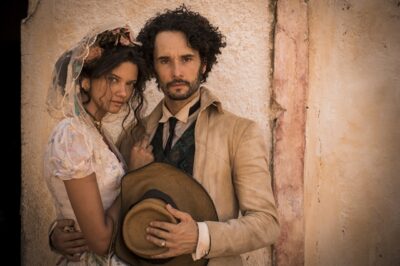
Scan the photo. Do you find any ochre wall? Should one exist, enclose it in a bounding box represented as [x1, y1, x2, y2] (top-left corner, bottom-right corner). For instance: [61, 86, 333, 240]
[21, 1, 273, 265]
[305, 1, 400, 265]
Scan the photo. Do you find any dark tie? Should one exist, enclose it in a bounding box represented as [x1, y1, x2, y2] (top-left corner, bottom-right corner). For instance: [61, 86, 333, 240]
[163, 100, 201, 155]
[164, 117, 178, 155]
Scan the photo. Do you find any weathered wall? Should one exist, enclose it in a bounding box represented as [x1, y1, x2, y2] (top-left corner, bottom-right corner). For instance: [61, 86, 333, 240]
[272, 0, 308, 265]
[305, 1, 400, 265]
[21, 0, 273, 265]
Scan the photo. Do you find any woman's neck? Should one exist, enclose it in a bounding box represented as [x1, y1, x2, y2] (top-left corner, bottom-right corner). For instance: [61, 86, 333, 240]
[84, 103, 106, 122]
[84, 103, 106, 132]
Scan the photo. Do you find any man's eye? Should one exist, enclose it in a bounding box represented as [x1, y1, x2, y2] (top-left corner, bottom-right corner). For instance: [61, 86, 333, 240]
[159, 59, 169, 64]
[183, 57, 192, 62]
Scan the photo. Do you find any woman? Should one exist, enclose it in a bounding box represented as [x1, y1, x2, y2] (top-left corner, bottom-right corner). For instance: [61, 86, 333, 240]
[44, 24, 153, 265]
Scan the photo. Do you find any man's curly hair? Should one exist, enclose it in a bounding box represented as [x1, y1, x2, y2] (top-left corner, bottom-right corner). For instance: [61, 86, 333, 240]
[137, 5, 226, 83]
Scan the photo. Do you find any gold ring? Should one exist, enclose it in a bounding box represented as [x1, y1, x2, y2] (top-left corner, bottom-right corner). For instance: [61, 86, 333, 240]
[161, 240, 166, 247]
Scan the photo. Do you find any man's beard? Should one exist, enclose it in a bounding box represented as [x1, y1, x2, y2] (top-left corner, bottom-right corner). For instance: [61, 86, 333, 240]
[156, 69, 203, 101]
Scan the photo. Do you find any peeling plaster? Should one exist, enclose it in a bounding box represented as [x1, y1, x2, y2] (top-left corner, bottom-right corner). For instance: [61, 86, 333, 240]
[267, 3, 279, 264]
[22, 0, 40, 24]
[272, 0, 309, 265]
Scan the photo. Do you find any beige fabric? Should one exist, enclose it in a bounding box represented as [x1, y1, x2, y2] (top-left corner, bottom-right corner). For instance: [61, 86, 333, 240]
[118, 87, 280, 265]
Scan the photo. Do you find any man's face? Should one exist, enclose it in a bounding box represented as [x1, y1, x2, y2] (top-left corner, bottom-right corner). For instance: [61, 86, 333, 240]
[153, 31, 206, 101]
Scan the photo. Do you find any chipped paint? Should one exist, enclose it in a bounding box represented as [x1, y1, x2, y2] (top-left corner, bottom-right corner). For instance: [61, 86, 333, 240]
[272, 0, 308, 265]
[22, 0, 40, 24]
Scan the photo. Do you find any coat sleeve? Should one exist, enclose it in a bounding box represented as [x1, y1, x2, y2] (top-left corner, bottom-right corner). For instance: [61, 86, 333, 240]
[116, 122, 135, 164]
[205, 119, 280, 257]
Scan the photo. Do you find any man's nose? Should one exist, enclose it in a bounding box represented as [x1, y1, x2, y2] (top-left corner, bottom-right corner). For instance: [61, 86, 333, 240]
[172, 61, 183, 78]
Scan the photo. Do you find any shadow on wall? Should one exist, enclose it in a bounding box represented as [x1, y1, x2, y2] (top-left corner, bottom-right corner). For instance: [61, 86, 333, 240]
[0, 1, 28, 262]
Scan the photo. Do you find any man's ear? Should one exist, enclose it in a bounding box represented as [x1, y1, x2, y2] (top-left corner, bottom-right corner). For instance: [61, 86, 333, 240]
[80, 77, 90, 92]
[201, 63, 206, 74]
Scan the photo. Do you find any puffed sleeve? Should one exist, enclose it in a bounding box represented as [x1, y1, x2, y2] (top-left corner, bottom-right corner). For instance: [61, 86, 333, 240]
[46, 120, 95, 180]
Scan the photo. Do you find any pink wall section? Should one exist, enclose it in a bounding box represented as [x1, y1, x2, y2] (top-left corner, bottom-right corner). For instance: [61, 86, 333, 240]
[272, 0, 308, 265]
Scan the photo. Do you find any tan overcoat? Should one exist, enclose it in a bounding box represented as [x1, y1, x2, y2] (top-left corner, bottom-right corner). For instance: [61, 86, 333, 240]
[119, 87, 280, 266]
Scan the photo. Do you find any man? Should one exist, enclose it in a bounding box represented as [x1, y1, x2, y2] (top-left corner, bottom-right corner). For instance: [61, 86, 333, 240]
[51, 5, 280, 265]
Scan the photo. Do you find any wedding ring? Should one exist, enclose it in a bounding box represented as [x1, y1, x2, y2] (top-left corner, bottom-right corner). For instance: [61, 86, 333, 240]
[161, 240, 166, 247]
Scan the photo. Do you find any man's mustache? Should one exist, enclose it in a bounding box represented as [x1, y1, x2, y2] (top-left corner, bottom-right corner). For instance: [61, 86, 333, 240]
[167, 79, 190, 88]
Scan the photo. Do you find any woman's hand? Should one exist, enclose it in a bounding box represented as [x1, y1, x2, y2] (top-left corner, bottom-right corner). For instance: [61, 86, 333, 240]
[129, 137, 154, 170]
[50, 219, 88, 261]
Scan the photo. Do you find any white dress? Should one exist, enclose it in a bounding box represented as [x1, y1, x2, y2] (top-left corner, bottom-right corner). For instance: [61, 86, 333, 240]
[44, 117, 128, 265]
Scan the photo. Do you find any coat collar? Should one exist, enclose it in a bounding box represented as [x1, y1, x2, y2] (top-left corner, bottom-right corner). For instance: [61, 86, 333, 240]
[144, 86, 223, 135]
[199, 86, 223, 114]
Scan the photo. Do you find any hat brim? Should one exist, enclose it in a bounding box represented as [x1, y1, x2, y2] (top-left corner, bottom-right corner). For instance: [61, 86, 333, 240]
[115, 162, 218, 266]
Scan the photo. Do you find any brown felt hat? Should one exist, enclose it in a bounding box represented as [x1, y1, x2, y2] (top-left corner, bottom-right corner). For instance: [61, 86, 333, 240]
[115, 162, 218, 266]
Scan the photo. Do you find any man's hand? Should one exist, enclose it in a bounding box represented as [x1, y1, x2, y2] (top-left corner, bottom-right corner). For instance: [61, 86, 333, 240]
[50, 219, 88, 261]
[145, 204, 198, 258]
[129, 137, 154, 171]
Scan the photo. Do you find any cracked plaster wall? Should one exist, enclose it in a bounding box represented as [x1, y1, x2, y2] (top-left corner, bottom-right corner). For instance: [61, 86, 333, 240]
[305, 1, 400, 265]
[21, 0, 274, 265]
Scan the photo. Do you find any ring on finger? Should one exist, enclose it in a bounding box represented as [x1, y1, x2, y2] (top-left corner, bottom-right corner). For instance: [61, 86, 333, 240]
[161, 240, 166, 247]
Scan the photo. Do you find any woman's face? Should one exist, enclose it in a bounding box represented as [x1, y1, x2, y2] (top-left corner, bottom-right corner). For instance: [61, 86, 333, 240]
[85, 61, 138, 119]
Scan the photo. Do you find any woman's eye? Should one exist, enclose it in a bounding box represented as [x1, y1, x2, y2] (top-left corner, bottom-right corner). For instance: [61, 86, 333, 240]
[127, 83, 135, 90]
[107, 76, 118, 83]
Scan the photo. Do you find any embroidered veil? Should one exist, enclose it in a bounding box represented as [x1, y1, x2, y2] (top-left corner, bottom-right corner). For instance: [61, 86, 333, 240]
[46, 22, 142, 128]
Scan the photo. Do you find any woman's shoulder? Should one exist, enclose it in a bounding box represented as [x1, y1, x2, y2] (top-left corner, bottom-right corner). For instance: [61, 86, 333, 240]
[45, 117, 96, 180]
[51, 117, 88, 135]
[48, 117, 92, 145]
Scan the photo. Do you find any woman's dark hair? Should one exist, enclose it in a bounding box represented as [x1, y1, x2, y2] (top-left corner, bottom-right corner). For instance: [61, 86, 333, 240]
[80, 45, 149, 143]
[136, 4, 226, 83]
